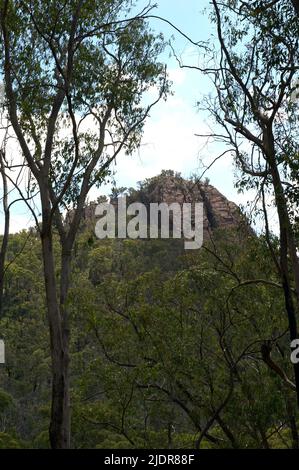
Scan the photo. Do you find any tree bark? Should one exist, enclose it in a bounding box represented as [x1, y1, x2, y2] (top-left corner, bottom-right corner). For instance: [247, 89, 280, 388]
[40, 191, 70, 449]
[285, 392, 299, 448]
[0, 150, 9, 316]
[264, 125, 299, 407]
[216, 415, 239, 448]
[59, 247, 72, 448]
[291, 0, 299, 16]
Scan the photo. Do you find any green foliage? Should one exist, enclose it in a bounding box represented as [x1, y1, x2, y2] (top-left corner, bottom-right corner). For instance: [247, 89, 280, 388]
[0, 199, 298, 448]
[67, 225, 297, 449]
[0, 433, 21, 449]
[0, 389, 13, 413]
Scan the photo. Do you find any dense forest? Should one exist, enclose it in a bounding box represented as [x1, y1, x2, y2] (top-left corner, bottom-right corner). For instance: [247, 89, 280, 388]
[0, 172, 298, 449]
[0, 0, 299, 452]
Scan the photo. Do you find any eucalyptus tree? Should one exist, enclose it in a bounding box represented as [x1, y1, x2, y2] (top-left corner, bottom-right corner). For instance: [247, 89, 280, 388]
[0, 0, 169, 448]
[0, 86, 10, 316]
[189, 0, 299, 407]
[0, 147, 9, 316]
[244, 0, 299, 17]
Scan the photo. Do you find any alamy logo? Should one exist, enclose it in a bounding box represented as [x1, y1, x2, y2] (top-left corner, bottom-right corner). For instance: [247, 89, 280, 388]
[0, 340, 4, 364]
[291, 339, 299, 364]
[94, 196, 203, 250]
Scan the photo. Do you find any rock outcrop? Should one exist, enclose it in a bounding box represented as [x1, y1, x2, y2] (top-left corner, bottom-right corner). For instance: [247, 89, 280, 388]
[74, 170, 249, 240]
[128, 171, 242, 238]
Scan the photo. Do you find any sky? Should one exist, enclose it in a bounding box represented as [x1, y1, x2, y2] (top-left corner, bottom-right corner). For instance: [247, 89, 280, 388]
[105, 0, 231, 193]
[0, 0, 256, 234]
[94, 0, 252, 211]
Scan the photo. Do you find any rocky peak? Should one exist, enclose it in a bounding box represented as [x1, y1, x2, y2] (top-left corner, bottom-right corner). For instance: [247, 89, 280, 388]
[122, 170, 244, 238]
[78, 170, 247, 239]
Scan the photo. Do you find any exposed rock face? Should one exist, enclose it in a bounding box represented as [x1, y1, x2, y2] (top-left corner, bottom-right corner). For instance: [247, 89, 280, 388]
[75, 170, 248, 240]
[129, 172, 242, 238]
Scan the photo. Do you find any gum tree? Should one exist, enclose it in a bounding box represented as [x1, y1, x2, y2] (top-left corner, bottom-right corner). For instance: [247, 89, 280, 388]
[191, 0, 299, 408]
[0, 147, 9, 316]
[245, 0, 299, 17]
[0, 0, 169, 448]
[0, 85, 9, 316]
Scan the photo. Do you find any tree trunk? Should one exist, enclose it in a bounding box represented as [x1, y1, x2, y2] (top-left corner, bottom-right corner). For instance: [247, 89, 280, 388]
[59, 247, 72, 448]
[264, 126, 299, 407]
[291, 0, 299, 16]
[42, 189, 85, 448]
[285, 392, 299, 448]
[0, 151, 9, 316]
[216, 415, 239, 448]
[41, 204, 70, 448]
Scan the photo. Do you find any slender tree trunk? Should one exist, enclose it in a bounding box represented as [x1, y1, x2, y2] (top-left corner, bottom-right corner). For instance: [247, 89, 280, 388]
[291, 0, 299, 16]
[216, 415, 239, 448]
[44, 191, 86, 448]
[59, 247, 72, 448]
[259, 429, 270, 449]
[264, 126, 299, 408]
[40, 192, 70, 448]
[0, 150, 9, 316]
[285, 392, 299, 448]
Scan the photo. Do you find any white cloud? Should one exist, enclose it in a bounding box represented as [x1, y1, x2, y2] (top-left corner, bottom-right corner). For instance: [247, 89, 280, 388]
[93, 94, 209, 198]
[168, 67, 187, 86]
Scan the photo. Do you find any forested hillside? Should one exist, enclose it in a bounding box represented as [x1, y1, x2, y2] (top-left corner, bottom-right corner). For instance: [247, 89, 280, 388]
[0, 173, 296, 449]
